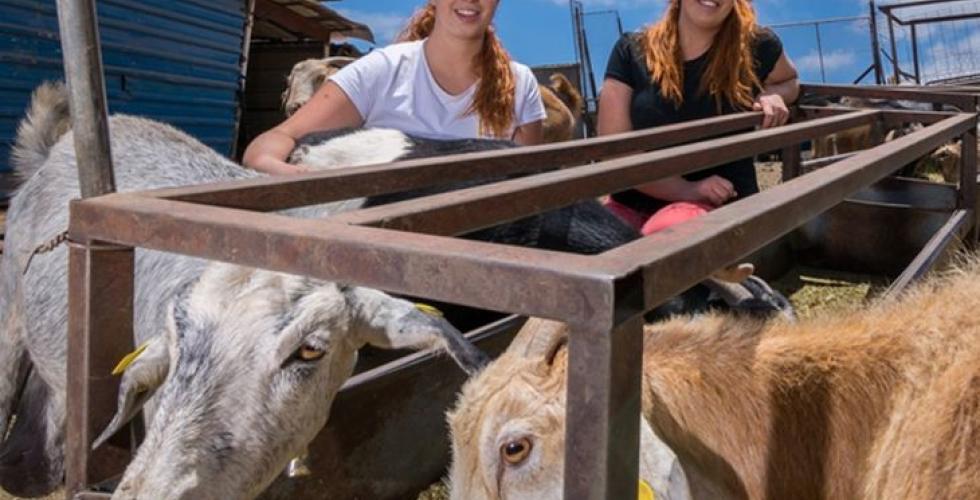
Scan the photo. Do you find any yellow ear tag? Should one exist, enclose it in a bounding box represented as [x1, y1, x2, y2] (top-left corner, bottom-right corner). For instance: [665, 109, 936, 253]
[414, 303, 444, 318]
[111, 343, 149, 376]
[638, 479, 656, 500]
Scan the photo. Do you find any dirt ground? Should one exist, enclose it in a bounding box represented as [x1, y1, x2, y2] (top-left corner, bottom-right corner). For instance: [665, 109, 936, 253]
[0, 491, 61, 500]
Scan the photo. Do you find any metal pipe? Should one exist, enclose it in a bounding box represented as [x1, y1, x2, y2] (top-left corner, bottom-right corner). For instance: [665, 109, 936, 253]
[815, 23, 826, 82]
[886, 13, 900, 83]
[56, 0, 116, 198]
[911, 23, 921, 84]
[869, 0, 885, 84]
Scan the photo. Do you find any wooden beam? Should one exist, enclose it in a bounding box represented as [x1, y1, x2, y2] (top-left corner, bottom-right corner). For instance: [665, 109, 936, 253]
[254, 0, 332, 42]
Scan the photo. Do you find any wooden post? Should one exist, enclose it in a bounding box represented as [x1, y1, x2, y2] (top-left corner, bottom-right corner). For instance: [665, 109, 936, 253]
[56, 0, 116, 198]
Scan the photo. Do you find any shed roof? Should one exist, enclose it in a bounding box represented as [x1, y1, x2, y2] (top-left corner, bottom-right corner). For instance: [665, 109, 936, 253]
[253, 0, 374, 43]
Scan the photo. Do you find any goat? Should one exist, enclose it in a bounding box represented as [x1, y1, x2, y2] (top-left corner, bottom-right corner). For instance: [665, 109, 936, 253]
[540, 73, 584, 143]
[447, 259, 980, 499]
[281, 56, 355, 117]
[0, 82, 789, 499]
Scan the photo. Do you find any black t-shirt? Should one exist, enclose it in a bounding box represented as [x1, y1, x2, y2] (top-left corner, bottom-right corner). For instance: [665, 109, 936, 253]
[604, 28, 784, 213]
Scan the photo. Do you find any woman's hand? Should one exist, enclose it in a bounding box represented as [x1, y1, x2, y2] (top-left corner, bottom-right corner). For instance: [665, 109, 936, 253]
[753, 93, 790, 129]
[688, 176, 736, 206]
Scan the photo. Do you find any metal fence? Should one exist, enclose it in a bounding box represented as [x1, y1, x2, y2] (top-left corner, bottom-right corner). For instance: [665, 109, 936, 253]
[770, 15, 882, 84]
[879, 0, 980, 84]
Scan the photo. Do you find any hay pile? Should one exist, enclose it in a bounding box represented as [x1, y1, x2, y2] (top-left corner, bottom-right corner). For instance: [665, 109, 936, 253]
[418, 481, 450, 500]
[771, 266, 885, 319]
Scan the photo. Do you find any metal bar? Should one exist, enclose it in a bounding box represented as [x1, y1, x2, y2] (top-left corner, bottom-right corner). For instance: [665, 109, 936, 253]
[802, 151, 856, 171]
[150, 112, 763, 210]
[815, 24, 826, 83]
[854, 63, 876, 85]
[870, 0, 884, 84]
[906, 12, 980, 26]
[880, 0, 977, 11]
[960, 125, 978, 230]
[959, 125, 978, 209]
[911, 24, 921, 84]
[602, 113, 977, 307]
[67, 196, 610, 327]
[768, 15, 868, 29]
[65, 243, 135, 498]
[802, 83, 978, 109]
[884, 209, 970, 296]
[56, 0, 116, 198]
[887, 14, 900, 83]
[230, 0, 257, 159]
[330, 111, 879, 234]
[782, 144, 803, 181]
[564, 312, 644, 500]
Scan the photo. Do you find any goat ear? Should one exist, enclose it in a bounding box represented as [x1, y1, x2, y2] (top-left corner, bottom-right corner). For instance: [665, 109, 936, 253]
[506, 318, 568, 365]
[92, 336, 169, 450]
[349, 288, 488, 375]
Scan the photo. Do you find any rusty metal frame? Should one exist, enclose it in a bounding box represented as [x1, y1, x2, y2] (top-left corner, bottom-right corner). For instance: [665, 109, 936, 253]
[66, 85, 978, 500]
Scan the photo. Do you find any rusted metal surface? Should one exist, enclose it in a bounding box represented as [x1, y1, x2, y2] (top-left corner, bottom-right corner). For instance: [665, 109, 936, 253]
[61, 85, 979, 500]
[68, 195, 610, 326]
[602, 113, 977, 309]
[782, 144, 802, 181]
[802, 83, 978, 110]
[65, 242, 134, 499]
[564, 305, 644, 500]
[148, 112, 765, 211]
[331, 111, 879, 233]
[960, 126, 978, 211]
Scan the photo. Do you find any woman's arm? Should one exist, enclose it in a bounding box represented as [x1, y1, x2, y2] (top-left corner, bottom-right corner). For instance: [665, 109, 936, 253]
[513, 120, 544, 146]
[242, 81, 363, 174]
[753, 52, 800, 128]
[597, 78, 734, 205]
[596, 78, 633, 135]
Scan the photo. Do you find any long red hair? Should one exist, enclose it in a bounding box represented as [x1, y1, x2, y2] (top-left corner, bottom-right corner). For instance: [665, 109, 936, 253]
[398, 3, 516, 138]
[643, 0, 761, 110]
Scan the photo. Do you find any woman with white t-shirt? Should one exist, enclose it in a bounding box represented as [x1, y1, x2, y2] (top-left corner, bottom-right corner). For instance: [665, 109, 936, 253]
[243, 0, 547, 175]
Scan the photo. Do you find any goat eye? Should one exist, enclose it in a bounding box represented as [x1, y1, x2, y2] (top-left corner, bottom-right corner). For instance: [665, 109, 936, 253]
[296, 345, 326, 362]
[500, 438, 532, 465]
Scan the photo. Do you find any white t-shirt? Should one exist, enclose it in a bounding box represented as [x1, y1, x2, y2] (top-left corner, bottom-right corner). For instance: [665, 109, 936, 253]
[329, 40, 547, 140]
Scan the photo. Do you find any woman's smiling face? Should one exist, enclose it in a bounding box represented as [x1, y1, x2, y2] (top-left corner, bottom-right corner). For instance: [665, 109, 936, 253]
[432, 0, 500, 41]
[680, 0, 735, 31]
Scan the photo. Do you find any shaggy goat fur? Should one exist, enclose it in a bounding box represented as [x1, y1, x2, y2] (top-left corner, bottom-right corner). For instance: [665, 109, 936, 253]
[448, 258, 980, 499]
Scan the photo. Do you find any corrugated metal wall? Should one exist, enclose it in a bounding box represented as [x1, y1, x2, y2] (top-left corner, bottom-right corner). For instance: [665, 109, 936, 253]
[0, 0, 248, 173]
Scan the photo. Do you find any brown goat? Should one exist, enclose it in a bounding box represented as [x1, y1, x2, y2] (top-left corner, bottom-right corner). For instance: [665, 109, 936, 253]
[540, 73, 583, 143]
[448, 259, 980, 499]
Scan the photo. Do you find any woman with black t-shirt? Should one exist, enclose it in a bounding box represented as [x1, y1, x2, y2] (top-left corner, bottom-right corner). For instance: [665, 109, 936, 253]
[598, 0, 799, 231]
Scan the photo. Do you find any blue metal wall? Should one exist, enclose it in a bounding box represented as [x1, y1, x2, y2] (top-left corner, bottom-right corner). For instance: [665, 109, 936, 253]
[0, 0, 248, 173]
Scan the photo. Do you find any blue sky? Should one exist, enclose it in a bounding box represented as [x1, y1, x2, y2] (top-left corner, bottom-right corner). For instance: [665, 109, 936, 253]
[335, 0, 980, 86]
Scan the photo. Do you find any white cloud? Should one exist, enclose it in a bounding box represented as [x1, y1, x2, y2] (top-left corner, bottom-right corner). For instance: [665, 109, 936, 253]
[543, 0, 664, 6]
[796, 49, 857, 73]
[336, 8, 410, 45]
